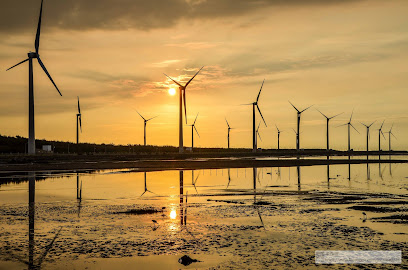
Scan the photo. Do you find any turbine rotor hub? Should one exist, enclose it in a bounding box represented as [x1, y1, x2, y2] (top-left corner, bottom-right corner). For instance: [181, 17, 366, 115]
[28, 52, 38, 58]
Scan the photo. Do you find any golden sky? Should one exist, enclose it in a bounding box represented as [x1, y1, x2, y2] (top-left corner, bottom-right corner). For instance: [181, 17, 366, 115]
[0, 0, 407, 150]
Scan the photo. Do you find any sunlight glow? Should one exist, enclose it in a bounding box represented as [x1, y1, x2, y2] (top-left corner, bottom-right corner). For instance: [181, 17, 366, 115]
[170, 210, 177, 219]
[168, 88, 176, 96]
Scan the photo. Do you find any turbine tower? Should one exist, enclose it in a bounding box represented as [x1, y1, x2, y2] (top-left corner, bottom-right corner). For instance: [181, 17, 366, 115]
[377, 120, 386, 151]
[76, 97, 82, 145]
[242, 80, 267, 152]
[6, 0, 62, 154]
[275, 124, 282, 150]
[316, 109, 342, 151]
[188, 113, 200, 151]
[385, 124, 396, 151]
[338, 110, 359, 151]
[360, 121, 375, 152]
[225, 118, 234, 149]
[288, 101, 312, 151]
[136, 110, 158, 146]
[164, 67, 204, 153]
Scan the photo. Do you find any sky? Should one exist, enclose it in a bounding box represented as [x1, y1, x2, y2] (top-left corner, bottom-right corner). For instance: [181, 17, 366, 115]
[0, 0, 407, 150]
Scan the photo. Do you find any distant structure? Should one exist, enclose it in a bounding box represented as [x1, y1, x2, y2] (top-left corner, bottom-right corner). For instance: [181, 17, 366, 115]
[316, 109, 342, 150]
[338, 110, 359, 151]
[76, 97, 82, 145]
[377, 120, 386, 151]
[164, 66, 204, 153]
[6, 0, 62, 154]
[289, 101, 312, 151]
[275, 124, 282, 150]
[385, 124, 396, 151]
[136, 110, 158, 146]
[225, 118, 234, 149]
[188, 113, 200, 151]
[360, 121, 375, 152]
[242, 80, 267, 152]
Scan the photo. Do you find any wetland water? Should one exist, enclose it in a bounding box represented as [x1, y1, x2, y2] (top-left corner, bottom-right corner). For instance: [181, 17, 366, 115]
[0, 160, 407, 269]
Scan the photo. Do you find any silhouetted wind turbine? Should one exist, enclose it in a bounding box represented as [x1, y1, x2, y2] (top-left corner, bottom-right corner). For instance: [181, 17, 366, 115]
[225, 118, 234, 149]
[188, 113, 200, 151]
[136, 110, 158, 146]
[316, 109, 343, 151]
[76, 97, 82, 145]
[255, 121, 262, 149]
[6, 0, 62, 154]
[360, 121, 375, 152]
[377, 120, 386, 151]
[275, 124, 282, 150]
[164, 67, 204, 153]
[242, 80, 267, 152]
[338, 110, 359, 151]
[385, 124, 396, 151]
[288, 101, 312, 151]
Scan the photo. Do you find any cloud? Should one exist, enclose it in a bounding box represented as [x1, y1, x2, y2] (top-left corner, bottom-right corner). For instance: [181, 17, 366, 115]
[0, 0, 364, 34]
[152, 59, 183, 67]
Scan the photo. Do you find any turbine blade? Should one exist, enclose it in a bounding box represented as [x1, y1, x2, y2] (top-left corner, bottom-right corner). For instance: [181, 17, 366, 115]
[389, 123, 394, 132]
[380, 120, 385, 129]
[37, 57, 62, 96]
[256, 79, 265, 102]
[163, 73, 182, 88]
[77, 96, 81, 114]
[194, 126, 200, 138]
[368, 120, 376, 127]
[391, 132, 397, 139]
[79, 116, 82, 132]
[257, 121, 261, 131]
[381, 130, 386, 139]
[183, 89, 187, 124]
[288, 100, 299, 112]
[316, 108, 327, 119]
[185, 66, 204, 88]
[146, 116, 158, 122]
[275, 124, 279, 132]
[292, 128, 297, 134]
[351, 123, 360, 134]
[300, 104, 313, 113]
[337, 123, 348, 127]
[136, 110, 145, 121]
[193, 112, 199, 125]
[225, 118, 230, 128]
[256, 105, 267, 127]
[257, 131, 262, 142]
[6, 58, 29, 71]
[349, 109, 354, 122]
[35, 0, 44, 53]
[240, 103, 254, 105]
[359, 121, 368, 128]
[329, 112, 344, 119]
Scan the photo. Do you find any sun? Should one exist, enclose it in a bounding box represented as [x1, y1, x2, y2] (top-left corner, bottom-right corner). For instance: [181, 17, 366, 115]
[168, 88, 176, 96]
[170, 210, 177, 219]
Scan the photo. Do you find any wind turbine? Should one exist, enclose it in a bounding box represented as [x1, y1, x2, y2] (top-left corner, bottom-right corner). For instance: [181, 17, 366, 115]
[288, 101, 312, 151]
[316, 109, 343, 151]
[225, 118, 234, 149]
[377, 120, 386, 151]
[338, 110, 359, 151]
[6, 0, 62, 154]
[242, 80, 267, 152]
[76, 97, 82, 145]
[255, 121, 262, 150]
[136, 110, 158, 146]
[164, 67, 204, 153]
[275, 124, 282, 150]
[188, 113, 200, 151]
[385, 124, 396, 151]
[360, 121, 375, 152]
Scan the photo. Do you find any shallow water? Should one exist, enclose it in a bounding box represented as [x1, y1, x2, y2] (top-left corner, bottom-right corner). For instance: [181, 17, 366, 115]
[0, 161, 407, 269]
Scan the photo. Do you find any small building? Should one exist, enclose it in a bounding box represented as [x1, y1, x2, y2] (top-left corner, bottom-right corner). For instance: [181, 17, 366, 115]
[42, 145, 52, 152]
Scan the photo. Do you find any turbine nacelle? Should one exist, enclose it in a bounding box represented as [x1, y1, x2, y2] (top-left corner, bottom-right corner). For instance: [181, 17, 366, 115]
[28, 52, 38, 58]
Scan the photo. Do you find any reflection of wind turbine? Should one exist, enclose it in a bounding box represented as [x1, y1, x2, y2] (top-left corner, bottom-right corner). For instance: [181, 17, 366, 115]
[289, 101, 312, 151]
[275, 124, 282, 150]
[360, 120, 375, 152]
[227, 168, 232, 188]
[225, 118, 234, 149]
[136, 110, 158, 146]
[76, 172, 82, 218]
[188, 113, 200, 151]
[6, 0, 63, 155]
[76, 97, 82, 145]
[164, 67, 204, 153]
[252, 167, 265, 230]
[377, 120, 386, 151]
[316, 109, 343, 150]
[338, 110, 359, 151]
[385, 124, 396, 151]
[192, 170, 200, 194]
[242, 80, 267, 152]
[140, 172, 154, 197]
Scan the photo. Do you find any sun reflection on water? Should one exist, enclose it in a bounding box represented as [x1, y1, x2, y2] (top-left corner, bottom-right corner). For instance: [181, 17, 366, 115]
[170, 210, 177, 220]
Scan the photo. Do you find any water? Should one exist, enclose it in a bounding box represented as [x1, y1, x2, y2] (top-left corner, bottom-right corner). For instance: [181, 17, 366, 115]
[0, 161, 407, 269]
